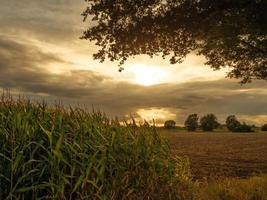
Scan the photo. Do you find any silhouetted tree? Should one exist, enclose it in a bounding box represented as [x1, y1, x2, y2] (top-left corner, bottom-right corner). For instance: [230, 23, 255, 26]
[164, 120, 176, 129]
[184, 114, 198, 131]
[226, 115, 255, 132]
[82, 0, 267, 83]
[261, 124, 267, 131]
[200, 114, 219, 131]
[226, 115, 241, 132]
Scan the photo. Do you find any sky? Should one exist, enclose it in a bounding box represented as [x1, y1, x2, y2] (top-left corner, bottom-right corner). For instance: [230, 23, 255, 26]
[0, 0, 267, 125]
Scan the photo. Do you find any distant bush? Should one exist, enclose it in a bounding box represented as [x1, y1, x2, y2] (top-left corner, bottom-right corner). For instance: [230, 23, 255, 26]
[262, 124, 267, 131]
[0, 97, 192, 200]
[184, 114, 198, 131]
[234, 123, 254, 132]
[226, 115, 254, 132]
[164, 120, 176, 129]
[200, 114, 219, 132]
[226, 115, 241, 132]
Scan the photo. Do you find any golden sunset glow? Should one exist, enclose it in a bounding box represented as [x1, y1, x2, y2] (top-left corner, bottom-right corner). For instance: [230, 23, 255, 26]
[0, 0, 266, 126]
[137, 108, 176, 124]
[1, 1, 267, 199]
[131, 64, 166, 86]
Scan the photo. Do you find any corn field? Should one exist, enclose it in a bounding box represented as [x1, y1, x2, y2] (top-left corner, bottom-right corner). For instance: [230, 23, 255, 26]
[0, 95, 192, 200]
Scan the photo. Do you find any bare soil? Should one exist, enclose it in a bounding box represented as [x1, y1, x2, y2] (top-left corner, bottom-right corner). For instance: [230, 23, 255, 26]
[161, 130, 267, 180]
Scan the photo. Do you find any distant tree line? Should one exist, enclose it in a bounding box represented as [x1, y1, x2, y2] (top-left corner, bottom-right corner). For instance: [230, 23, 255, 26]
[164, 114, 267, 132]
[185, 113, 221, 132]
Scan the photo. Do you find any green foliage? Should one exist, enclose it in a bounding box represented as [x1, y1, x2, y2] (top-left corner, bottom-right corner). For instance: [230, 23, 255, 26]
[82, 0, 267, 83]
[184, 114, 199, 132]
[262, 124, 267, 131]
[200, 114, 219, 132]
[0, 96, 192, 200]
[141, 120, 150, 128]
[164, 120, 176, 129]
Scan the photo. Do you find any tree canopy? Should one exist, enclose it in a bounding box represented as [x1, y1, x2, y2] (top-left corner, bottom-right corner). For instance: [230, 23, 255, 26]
[184, 114, 198, 131]
[226, 115, 241, 132]
[225, 115, 254, 132]
[262, 124, 267, 131]
[82, 0, 267, 83]
[164, 120, 176, 129]
[200, 114, 219, 131]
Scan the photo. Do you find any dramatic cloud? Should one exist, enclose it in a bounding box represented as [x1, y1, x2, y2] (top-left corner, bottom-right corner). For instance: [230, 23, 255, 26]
[0, 0, 266, 125]
[0, 37, 109, 97]
[0, 0, 85, 43]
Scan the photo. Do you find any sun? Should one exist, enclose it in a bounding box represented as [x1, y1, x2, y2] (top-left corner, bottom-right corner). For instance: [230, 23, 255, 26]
[130, 64, 165, 86]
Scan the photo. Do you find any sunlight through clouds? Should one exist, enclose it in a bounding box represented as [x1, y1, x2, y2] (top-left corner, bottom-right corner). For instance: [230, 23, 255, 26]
[137, 108, 177, 125]
[129, 64, 168, 86]
[0, 0, 266, 125]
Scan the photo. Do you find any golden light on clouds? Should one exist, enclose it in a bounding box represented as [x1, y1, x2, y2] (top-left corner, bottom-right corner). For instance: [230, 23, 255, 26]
[137, 108, 176, 124]
[0, 0, 266, 126]
[239, 115, 267, 126]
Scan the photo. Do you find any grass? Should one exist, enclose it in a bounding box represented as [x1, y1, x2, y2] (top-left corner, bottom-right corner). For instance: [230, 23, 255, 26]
[0, 96, 267, 199]
[197, 175, 267, 200]
[0, 96, 193, 200]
